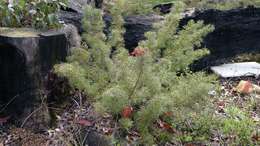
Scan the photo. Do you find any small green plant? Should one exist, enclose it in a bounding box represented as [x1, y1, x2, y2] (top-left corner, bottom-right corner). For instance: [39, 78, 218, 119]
[119, 118, 133, 131]
[54, 1, 217, 144]
[0, 0, 67, 29]
[221, 106, 256, 145]
[174, 111, 221, 143]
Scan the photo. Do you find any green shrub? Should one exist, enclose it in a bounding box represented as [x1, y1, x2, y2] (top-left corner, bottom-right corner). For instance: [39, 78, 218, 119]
[54, 1, 217, 144]
[0, 0, 67, 29]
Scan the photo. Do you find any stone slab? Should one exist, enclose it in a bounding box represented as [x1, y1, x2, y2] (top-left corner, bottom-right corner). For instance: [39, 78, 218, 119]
[211, 62, 260, 78]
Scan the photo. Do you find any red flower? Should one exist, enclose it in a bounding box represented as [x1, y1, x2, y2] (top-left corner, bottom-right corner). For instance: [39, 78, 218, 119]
[130, 47, 145, 57]
[121, 106, 133, 118]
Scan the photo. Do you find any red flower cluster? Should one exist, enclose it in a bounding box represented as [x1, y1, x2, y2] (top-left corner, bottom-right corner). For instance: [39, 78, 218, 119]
[130, 47, 145, 57]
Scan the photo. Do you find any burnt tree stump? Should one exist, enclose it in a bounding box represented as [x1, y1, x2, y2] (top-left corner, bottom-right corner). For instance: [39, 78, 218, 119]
[0, 28, 68, 130]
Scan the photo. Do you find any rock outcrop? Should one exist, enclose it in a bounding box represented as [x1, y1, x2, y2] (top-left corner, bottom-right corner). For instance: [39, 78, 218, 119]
[59, 11, 163, 50]
[181, 6, 260, 70]
[123, 15, 164, 50]
[59, 11, 84, 33]
[60, 5, 260, 69]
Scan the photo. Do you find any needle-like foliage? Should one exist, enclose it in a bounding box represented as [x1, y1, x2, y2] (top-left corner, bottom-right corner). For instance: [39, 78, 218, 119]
[54, 1, 217, 144]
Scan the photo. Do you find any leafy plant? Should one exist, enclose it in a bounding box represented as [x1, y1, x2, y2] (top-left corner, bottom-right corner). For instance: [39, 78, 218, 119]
[0, 0, 67, 29]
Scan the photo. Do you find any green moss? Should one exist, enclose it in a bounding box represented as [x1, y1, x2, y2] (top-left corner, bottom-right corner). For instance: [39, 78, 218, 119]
[232, 53, 260, 63]
[0, 27, 39, 37]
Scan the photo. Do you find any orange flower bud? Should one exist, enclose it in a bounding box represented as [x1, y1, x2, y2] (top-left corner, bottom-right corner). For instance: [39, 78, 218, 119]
[121, 106, 133, 118]
[130, 47, 145, 57]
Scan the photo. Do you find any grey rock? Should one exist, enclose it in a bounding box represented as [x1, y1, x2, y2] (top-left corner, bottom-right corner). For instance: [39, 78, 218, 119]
[59, 24, 81, 49]
[67, 0, 103, 13]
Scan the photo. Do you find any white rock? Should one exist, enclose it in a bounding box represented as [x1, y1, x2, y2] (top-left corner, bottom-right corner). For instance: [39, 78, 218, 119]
[211, 62, 260, 78]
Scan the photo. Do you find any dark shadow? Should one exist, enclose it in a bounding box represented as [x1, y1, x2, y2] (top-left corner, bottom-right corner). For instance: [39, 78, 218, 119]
[179, 7, 260, 71]
[0, 43, 28, 118]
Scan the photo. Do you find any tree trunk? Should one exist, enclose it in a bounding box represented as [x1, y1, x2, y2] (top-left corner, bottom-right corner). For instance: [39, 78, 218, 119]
[0, 28, 68, 131]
